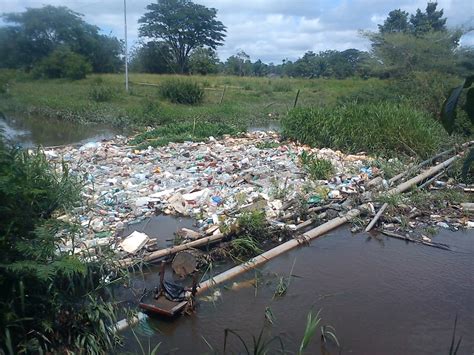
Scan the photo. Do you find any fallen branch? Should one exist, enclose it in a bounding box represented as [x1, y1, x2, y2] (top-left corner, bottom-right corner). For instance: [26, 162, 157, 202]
[366, 153, 460, 232]
[381, 230, 451, 251]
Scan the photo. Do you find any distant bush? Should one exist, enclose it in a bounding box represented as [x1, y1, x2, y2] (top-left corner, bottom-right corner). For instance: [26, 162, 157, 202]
[159, 79, 204, 104]
[127, 98, 171, 126]
[32, 47, 92, 80]
[272, 80, 292, 92]
[0, 69, 16, 94]
[88, 84, 115, 102]
[282, 102, 448, 158]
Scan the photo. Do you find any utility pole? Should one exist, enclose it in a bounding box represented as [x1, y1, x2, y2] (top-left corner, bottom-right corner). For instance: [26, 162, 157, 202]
[123, 0, 129, 93]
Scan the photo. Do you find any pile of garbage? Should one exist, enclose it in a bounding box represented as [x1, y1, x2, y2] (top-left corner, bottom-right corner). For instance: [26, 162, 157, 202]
[45, 131, 376, 255]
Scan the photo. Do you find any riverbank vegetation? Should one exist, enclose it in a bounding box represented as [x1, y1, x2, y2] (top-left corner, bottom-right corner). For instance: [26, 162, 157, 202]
[0, 136, 124, 353]
[0, 72, 379, 128]
[0, 1, 473, 352]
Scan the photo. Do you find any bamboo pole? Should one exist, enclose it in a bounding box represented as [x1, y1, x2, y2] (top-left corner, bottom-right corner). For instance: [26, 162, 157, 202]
[121, 232, 225, 266]
[365, 203, 388, 232]
[389, 141, 473, 185]
[196, 208, 361, 295]
[366, 154, 460, 232]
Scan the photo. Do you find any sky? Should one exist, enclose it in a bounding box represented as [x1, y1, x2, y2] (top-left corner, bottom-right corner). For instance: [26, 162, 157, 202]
[1, 0, 473, 63]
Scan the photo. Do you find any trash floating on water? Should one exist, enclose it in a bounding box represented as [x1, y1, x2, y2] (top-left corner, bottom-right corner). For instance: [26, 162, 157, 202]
[45, 131, 374, 254]
[120, 231, 149, 254]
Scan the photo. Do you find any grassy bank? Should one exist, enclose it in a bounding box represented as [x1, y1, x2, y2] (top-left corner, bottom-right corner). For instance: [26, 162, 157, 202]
[0, 72, 383, 128]
[281, 102, 449, 158]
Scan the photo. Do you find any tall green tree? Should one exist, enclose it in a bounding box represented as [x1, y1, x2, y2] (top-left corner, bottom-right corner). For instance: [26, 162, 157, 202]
[378, 9, 410, 33]
[0, 6, 122, 72]
[129, 41, 174, 73]
[365, 30, 461, 77]
[410, 2, 447, 35]
[189, 47, 220, 75]
[224, 51, 252, 76]
[252, 59, 269, 77]
[138, 0, 226, 73]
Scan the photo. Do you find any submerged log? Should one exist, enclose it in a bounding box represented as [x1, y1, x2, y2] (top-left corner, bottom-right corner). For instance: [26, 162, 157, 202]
[172, 250, 199, 277]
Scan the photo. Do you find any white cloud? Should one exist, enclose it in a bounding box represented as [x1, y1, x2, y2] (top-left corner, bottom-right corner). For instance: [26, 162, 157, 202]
[2, 0, 473, 63]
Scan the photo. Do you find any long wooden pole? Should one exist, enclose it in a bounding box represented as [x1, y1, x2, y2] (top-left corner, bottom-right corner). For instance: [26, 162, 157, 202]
[121, 232, 225, 266]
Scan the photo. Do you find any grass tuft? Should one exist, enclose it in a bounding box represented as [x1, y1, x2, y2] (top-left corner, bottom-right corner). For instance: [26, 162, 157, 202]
[299, 151, 335, 180]
[129, 121, 242, 149]
[282, 102, 448, 158]
[159, 78, 204, 105]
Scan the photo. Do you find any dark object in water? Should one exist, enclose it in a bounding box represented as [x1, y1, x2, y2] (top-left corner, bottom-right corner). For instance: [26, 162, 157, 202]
[138, 262, 197, 318]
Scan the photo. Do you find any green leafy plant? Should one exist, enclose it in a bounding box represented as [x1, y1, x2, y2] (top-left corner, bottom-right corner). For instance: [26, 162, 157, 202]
[159, 79, 204, 104]
[230, 235, 263, 260]
[298, 309, 340, 354]
[449, 315, 462, 355]
[299, 151, 335, 180]
[32, 46, 92, 80]
[440, 76, 474, 179]
[223, 327, 284, 355]
[129, 121, 240, 149]
[88, 84, 116, 102]
[0, 138, 123, 353]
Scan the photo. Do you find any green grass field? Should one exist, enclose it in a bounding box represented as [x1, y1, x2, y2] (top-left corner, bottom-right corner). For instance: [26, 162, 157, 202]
[0, 73, 385, 128]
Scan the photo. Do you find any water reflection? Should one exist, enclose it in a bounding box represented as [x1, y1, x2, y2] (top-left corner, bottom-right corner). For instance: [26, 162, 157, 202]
[0, 113, 120, 147]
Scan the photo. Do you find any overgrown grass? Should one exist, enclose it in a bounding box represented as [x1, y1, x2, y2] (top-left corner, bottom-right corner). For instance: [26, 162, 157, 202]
[227, 211, 269, 261]
[299, 151, 335, 180]
[129, 121, 243, 149]
[88, 84, 116, 102]
[0, 73, 382, 128]
[282, 102, 449, 158]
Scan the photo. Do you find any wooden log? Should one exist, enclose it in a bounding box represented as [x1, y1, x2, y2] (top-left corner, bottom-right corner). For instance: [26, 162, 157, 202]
[121, 232, 225, 266]
[381, 230, 451, 251]
[172, 251, 199, 277]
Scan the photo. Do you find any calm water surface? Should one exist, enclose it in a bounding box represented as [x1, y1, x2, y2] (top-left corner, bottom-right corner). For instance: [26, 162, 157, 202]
[0, 113, 119, 147]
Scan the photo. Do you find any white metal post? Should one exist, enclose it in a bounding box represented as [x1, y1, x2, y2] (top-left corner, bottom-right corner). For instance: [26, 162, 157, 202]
[124, 0, 129, 93]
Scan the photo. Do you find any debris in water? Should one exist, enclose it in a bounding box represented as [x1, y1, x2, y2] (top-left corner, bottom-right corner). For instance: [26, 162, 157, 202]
[120, 231, 149, 254]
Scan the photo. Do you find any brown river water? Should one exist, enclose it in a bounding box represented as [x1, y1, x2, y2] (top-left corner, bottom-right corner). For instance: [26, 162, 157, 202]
[119, 222, 473, 355]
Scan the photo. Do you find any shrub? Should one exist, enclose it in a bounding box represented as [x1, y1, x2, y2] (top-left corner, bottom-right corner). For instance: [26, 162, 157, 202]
[32, 47, 92, 80]
[127, 98, 171, 126]
[159, 79, 204, 104]
[282, 102, 448, 158]
[88, 84, 115, 102]
[0, 139, 121, 353]
[299, 151, 335, 180]
[272, 80, 292, 92]
[0, 69, 16, 95]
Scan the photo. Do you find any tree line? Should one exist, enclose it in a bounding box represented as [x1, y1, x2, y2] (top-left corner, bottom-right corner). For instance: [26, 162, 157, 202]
[0, 0, 472, 80]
